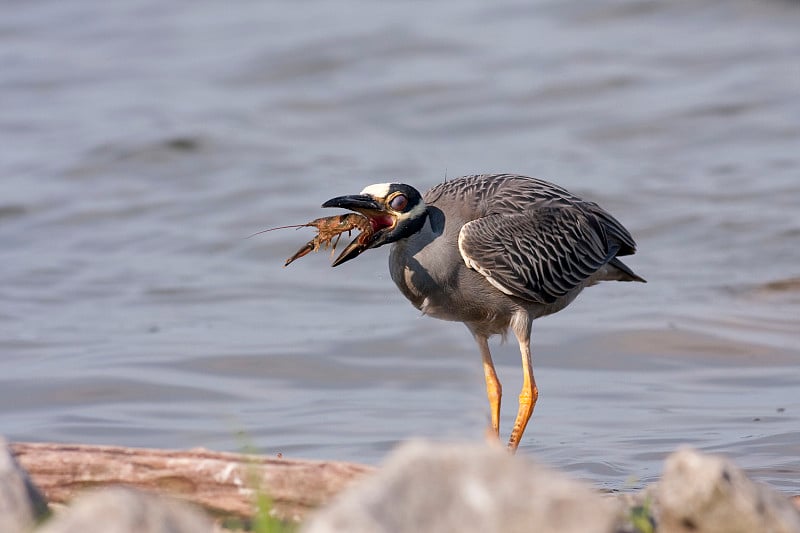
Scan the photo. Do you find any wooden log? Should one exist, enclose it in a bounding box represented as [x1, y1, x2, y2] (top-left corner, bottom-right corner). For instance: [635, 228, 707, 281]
[10, 442, 374, 522]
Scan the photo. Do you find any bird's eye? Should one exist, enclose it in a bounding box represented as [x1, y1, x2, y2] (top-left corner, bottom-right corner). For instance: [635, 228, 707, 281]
[389, 194, 408, 211]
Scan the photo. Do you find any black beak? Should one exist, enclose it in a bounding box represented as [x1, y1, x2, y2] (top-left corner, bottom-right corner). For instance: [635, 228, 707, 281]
[322, 194, 388, 267]
[321, 194, 382, 213]
[330, 236, 368, 267]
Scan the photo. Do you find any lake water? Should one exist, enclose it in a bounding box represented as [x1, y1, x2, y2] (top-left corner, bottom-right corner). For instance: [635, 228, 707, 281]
[2, 0, 799, 493]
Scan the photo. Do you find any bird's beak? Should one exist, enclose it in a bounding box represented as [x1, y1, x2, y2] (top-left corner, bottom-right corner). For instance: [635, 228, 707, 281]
[321, 194, 383, 214]
[329, 237, 368, 267]
[322, 194, 394, 267]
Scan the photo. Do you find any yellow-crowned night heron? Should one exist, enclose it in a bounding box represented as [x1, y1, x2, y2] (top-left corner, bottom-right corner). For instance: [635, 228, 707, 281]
[322, 173, 644, 451]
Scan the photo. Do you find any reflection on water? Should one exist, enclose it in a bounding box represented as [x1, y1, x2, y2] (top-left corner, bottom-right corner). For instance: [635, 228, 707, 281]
[1, 0, 799, 491]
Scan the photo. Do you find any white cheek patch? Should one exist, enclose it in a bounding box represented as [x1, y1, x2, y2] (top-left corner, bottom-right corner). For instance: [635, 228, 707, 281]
[396, 201, 426, 222]
[360, 183, 393, 197]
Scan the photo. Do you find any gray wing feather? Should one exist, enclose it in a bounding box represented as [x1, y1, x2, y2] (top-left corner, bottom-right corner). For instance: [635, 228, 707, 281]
[427, 174, 638, 256]
[458, 206, 618, 304]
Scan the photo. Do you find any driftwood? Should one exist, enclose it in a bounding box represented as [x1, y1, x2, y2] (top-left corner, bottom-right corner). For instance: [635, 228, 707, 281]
[10, 442, 374, 522]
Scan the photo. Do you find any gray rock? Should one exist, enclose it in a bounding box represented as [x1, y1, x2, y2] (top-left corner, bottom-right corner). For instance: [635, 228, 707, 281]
[37, 486, 214, 533]
[302, 440, 618, 533]
[0, 437, 49, 532]
[657, 447, 800, 533]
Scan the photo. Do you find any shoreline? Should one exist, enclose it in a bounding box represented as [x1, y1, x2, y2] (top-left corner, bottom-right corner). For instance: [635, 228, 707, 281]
[5, 438, 800, 532]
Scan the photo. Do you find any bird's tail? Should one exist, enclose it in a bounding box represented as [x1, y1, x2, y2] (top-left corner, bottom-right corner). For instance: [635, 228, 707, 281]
[608, 257, 646, 283]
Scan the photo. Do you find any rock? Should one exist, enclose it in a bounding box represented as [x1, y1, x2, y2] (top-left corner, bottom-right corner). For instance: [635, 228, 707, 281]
[0, 437, 49, 532]
[656, 447, 800, 533]
[37, 486, 214, 533]
[302, 440, 618, 533]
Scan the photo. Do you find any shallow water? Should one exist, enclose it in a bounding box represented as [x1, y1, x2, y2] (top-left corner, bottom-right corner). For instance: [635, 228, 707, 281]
[2, 0, 799, 492]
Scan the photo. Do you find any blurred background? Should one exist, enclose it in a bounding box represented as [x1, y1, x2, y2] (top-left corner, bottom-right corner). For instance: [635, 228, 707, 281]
[2, 0, 799, 491]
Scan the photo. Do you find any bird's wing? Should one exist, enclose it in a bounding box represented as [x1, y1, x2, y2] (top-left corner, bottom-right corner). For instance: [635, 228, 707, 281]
[426, 174, 638, 256]
[458, 206, 618, 304]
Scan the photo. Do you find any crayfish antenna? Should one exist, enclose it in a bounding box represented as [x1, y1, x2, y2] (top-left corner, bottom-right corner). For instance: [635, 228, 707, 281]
[246, 223, 310, 239]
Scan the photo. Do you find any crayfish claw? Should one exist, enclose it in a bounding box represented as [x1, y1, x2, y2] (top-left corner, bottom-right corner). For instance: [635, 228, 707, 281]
[284, 242, 315, 266]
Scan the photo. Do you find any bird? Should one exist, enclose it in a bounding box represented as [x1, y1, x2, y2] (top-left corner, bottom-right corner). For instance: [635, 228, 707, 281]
[320, 173, 645, 452]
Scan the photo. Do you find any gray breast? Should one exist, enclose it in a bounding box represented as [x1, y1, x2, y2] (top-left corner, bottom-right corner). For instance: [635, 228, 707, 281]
[388, 187, 515, 326]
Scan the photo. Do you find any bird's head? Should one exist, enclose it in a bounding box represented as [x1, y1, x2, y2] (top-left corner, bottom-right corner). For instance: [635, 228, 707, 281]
[322, 182, 428, 266]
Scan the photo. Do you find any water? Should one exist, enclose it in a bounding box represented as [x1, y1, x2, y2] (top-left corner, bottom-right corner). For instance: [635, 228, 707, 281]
[2, 0, 799, 493]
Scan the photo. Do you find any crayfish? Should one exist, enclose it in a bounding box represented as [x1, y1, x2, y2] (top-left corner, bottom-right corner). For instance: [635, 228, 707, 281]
[252, 213, 374, 266]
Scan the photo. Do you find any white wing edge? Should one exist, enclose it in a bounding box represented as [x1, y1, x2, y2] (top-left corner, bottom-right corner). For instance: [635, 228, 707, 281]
[457, 222, 515, 296]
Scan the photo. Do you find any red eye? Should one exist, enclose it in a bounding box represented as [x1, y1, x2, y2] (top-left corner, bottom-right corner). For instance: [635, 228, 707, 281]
[389, 194, 408, 211]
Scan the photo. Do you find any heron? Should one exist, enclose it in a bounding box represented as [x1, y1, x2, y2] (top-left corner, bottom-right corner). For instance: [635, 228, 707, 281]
[320, 173, 644, 451]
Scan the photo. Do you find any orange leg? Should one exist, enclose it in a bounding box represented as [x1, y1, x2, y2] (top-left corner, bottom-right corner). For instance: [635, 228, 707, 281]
[475, 334, 502, 441]
[507, 326, 539, 453]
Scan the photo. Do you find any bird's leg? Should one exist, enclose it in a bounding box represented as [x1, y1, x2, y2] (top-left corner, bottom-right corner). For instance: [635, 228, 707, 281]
[507, 321, 538, 453]
[475, 334, 502, 441]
